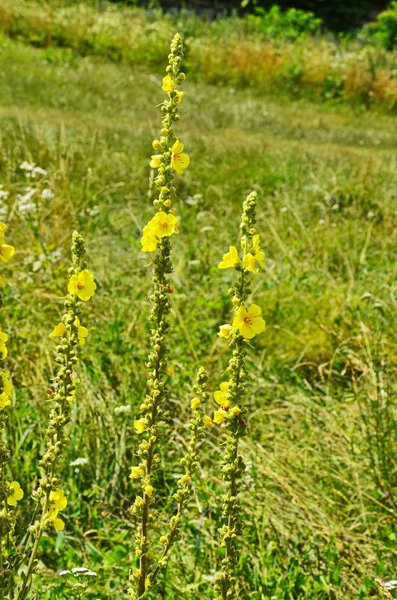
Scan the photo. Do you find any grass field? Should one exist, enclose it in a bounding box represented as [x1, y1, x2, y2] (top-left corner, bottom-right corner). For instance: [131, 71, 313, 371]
[1, 34, 397, 599]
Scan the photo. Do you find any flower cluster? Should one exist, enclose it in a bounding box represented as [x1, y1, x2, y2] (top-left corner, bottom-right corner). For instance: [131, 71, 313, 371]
[47, 489, 67, 531]
[0, 223, 24, 596]
[16, 232, 96, 600]
[140, 35, 189, 258]
[214, 192, 265, 599]
[129, 33, 189, 600]
[217, 229, 265, 341]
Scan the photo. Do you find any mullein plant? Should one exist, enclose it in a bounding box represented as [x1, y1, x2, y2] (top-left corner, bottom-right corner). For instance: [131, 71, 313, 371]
[128, 34, 205, 599]
[0, 229, 96, 600]
[0, 223, 19, 599]
[213, 192, 265, 599]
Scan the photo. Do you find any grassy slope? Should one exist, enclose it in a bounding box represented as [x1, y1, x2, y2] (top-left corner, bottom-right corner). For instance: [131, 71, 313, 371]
[1, 37, 397, 598]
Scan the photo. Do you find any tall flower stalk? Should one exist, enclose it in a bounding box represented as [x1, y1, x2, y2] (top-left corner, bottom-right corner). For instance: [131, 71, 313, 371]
[15, 232, 96, 600]
[0, 223, 21, 599]
[128, 33, 192, 599]
[213, 192, 265, 599]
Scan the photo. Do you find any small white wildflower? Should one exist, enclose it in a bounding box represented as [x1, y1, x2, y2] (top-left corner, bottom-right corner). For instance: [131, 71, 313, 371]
[85, 570, 97, 577]
[0, 190, 9, 200]
[280, 206, 288, 213]
[318, 219, 325, 225]
[59, 570, 71, 577]
[114, 405, 132, 415]
[70, 457, 89, 467]
[71, 567, 90, 574]
[31, 166, 47, 178]
[20, 161, 34, 171]
[17, 187, 36, 213]
[41, 188, 54, 200]
[384, 581, 397, 591]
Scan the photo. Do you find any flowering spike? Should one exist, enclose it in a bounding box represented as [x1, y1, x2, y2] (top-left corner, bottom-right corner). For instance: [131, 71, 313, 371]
[129, 33, 189, 600]
[214, 192, 265, 599]
[16, 232, 96, 599]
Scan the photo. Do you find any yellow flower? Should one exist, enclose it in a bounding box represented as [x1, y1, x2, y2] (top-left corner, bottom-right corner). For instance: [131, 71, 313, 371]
[232, 304, 265, 339]
[7, 481, 23, 506]
[191, 398, 201, 410]
[149, 212, 178, 239]
[0, 222, 7, 245]
[47, 490, 67, 530]
[214, 382, 230, 408]
[145, 485, 154, 497]
[0, 370, 12, 407]
[252, 234, 265, 268]
[160, 535, 168, 544]
[53, 517, 65, 531]
[179, 474, 191, 486]
[242, 253, 259, 273]
[166, 367, 174, 377]
[141, 225, 158, 252]
[0, 328, 8, 359]
[134, 419, 146, 434]
[218, 246, 240, 269]
[68, 270, 96, 301]
[50, 489, 67, 511]
[0, 245, 15, 263]
[174, 90, 184, 104]
[74, 317, 88, 346]
[171, 140, 190, 175]
[203, 415, 213, 429]
[130, 467, 142, 480]
[162, 75, 174, 93]
[218, 324, 233, 339]
[49, 322, 66, 338]
[229, 406, 241, 418]
[67, 389, 75, 406]
[214, 409, 228, 425]
[150, 155, 162, 169]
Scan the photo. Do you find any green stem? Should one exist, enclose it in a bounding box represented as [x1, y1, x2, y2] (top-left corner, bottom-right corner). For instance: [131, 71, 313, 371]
[15, 495, 49, 600]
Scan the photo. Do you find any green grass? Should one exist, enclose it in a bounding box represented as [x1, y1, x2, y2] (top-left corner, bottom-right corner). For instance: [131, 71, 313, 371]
[1, 37, 397, 599]
[4, 0, 397, 113]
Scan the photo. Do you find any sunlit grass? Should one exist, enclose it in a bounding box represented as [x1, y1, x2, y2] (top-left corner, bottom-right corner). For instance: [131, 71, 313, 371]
[0, 38, 396, 598]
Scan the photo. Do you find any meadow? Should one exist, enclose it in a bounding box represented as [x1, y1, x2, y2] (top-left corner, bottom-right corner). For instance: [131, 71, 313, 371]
[0, 19, 397, 600]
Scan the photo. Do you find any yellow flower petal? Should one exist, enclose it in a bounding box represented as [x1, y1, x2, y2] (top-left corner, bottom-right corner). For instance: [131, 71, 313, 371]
[53, 517, 65, 531]
[203, 415, 213, 428]
[162, 75, 174, 93]
[145, 485, 154, 497]
[134, 419, 146, 434]
[78, 325, 88, 346]
[229, 406, 241, 418]
[218, 324, 233, 338]
[150, 155, 162, 169]
[232, 304, 265, 339]
[68, 270, 96, 301]
[214, 410, 227, 425]
[218, 246, 240, 269]
[49, 322, 66, 338]
[50, 489, 67, 511]
[242, 253, 259, 273]
[0, 245, 15, 263]
[129, 467, 142, 480]
[7, 481, 23, 506]
[174, 90, 184, 104]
